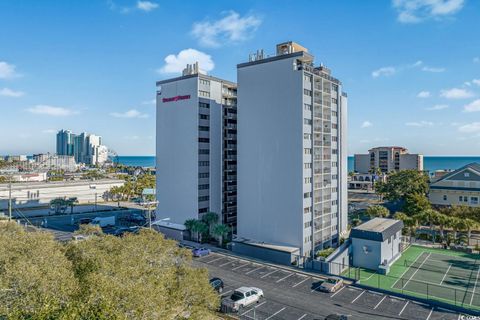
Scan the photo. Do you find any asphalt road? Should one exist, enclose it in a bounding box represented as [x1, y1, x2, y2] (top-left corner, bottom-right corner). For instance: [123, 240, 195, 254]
[192, 251, 467, 320]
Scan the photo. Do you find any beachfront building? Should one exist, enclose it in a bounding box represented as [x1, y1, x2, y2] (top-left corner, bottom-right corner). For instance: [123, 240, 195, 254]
[155, 63, 238, 233]
[429, 163, 480, 208]
[234, 41, 348, 262]
[354, 146, 423, 174]
[57, 130, 108, 166]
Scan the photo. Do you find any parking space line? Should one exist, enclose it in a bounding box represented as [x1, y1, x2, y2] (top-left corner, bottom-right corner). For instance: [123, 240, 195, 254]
[292, 277, 310, 288]
[245, 265, 265, 275]
[265, 307, 286, 320]
[351, 290, 365, 303]
[297, 314, 307, 320]
[330, 286, 345, 298]
[261, 269, 279, 279]
[222, 290, 232, 296]
[219, 260, 234, 267]
[232, 263, 249, 271]
[426, 307, 434, 320]
[374, 295, 387, 309]
[311, 282, 322, 293]
[240, 301, 267, 316]
[399, 301, 409, 316]
[276, 272, 294, 283]
[206, 257, 224, 264]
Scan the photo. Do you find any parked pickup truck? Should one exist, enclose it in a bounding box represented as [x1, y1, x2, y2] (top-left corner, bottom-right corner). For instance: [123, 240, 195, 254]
[221, 287, 263, 312]
[91, 216, 115, 228]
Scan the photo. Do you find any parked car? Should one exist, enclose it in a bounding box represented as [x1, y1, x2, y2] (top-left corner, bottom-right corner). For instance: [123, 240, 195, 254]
[325, 314, 349, 320]
[91, 216, 115, 228]
[76, 217, 92, 225]
[318, 276, 344, 293]
[192, 247, 210, 257]
[222, 287, 263, 312]
[209, 278, 224, 293]
[113, 226, 139, 237]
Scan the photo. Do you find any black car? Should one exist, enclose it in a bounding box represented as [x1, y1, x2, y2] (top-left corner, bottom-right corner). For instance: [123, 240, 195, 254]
[209, 277, 224, 293]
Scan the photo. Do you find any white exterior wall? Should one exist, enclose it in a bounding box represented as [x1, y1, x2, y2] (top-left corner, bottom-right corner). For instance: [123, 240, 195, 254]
[351, 230, 401, 270]
[156, 76, 199, 224]
[339, 94, 348, 235]
[237, 57, 305, 252]
[0, 180, 124, 210]
[400, 154, 423, 171]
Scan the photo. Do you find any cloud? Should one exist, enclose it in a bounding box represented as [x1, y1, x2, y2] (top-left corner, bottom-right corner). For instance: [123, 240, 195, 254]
[421, 66, 445, 72]
[458, 122, 480, 133]
[27, 105, 78, 116]
[372, 67, 396, 78]
[440, 88, 474, 99]
[110, 109, 148, 118]
[158, 48, 214, 74]
[136, 1, 158, 12]
[192, 11, 262, 47]
[392, 0, 465, 24]
[0, 61, 20, 79]
[426, 104, 448, 111]
[0, 88, 24, 97]
[417, 91, 431, 98]
[474, 57, 480, 63]
[472, 79, 480, 86]
[405, 120, 434, 127]
[361, 121, 373, 128]
[463, 99, 480, 113]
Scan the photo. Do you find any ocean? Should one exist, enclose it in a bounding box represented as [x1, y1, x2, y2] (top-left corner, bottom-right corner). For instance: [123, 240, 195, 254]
[118, 156, 480, 172]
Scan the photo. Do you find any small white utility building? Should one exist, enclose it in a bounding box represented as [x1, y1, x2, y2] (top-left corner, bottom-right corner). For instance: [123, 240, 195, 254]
[350, 218, 403, 272]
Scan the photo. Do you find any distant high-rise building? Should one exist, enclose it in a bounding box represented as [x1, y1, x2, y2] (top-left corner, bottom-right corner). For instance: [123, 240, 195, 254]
[56, 130, 108, 165]
[354, 146, 423, 173]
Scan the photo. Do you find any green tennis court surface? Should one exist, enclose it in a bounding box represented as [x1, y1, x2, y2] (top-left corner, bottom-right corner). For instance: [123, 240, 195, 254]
[355, 245, 480, 311]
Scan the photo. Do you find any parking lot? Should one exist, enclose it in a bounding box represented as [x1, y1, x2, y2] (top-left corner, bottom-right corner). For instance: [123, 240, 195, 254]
[192, 251, 470, 320]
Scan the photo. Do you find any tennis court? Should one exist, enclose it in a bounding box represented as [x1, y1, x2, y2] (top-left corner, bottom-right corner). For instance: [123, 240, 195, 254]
[356, 245, 480, 311]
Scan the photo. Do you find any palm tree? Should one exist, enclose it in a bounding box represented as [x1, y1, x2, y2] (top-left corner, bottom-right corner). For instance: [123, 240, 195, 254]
[435, 213, 450, 241]
[450, 217, 463, 242]
[201, 212, 219, 237]
[212, 224, 230, 247]
[195, 221, 209, 243]
[463, 218, 478, 246]
[66, 197, 78, 214]
[184, 219, 198, 242]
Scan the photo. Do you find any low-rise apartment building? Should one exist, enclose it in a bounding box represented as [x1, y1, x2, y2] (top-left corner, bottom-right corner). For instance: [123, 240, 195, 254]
[429, 163, 480, 207]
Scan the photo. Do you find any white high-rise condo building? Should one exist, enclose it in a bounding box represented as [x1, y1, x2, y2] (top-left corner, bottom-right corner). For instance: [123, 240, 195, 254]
[236, 42, 348, 258]
[56, 130, 108, 166]
[156, 63, 238, 232]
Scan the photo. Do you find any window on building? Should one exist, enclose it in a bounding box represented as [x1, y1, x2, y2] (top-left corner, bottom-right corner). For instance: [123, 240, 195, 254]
[304, 118, 312, 125]
[471, 197, 479, 205]
[199, 208, 209, 213]
[459, 196, 463, 202]
[199, 126, 209, 131]
[304, 103, 312, 111]
[303, 192, 312, 199]
[199, 173, 209, 178]
[332, 124, 338, 129]
[304, 163, 312, 169]
[200, 114, 209, 120]
[304, 148, 312, 155]
[199, 138, 210, 143]
[199, 90, 210, 98]
[332, 98, 338, 104]
[332, 136, 338, 142]
[304, 177, 312, 184]
[443, 195, 447, 201]
[198, 196, 210, 202]
[332, 111, 338, 117]
[332, 149, 338, 155]
[304, 89, 312, 96]
[199, 79, 210, 86]
[199, 102, 210, 109]
[304, 207, 312, 214]
[304, 74, 312, 82]
[199, 161, 210, 166]
[304, 133, 312, 140]
[198, 184, 209, 190]
[198, 149, 210, 155]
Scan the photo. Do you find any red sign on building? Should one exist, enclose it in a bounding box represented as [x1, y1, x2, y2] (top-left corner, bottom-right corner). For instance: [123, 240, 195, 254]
[162, 95, 191, 103]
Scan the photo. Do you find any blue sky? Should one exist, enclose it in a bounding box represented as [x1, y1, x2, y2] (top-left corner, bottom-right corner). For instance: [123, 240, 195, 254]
[0, 0, 479, 156]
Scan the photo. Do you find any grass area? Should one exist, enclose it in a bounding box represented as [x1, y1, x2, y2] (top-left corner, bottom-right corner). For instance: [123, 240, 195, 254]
[348, 245, 480, 311]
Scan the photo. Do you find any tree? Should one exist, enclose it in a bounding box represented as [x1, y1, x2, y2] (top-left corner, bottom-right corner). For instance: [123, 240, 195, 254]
[375, 170, 429, 202]
[0, 222, 78, 318]
[0, 223, 219, 319]
[212, 224, 230, 246]
[202, 212, 219, 236]
[49, 198, 68, 215]
[74, 223, 103, 236]
[65, 197, 78, 214]
[402, 193, 431, 216]
[184, 218, 198, 241]
[365, 205, 390, 218]
[394, 211, 417, 236]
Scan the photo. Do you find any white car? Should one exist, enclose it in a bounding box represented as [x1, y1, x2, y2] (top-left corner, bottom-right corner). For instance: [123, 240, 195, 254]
[223, 287, 264, 312]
